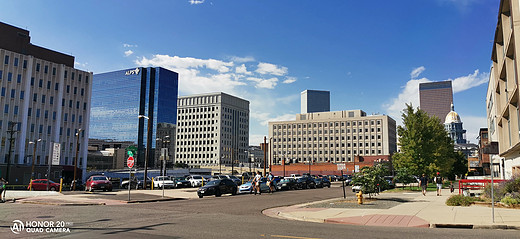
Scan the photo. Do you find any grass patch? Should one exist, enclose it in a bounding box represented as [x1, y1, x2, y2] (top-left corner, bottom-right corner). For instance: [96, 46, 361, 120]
[446, 194, 482, 206]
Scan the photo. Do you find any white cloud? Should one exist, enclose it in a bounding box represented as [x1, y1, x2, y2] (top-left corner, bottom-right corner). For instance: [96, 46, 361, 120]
[236, 64, 252, 75]
[384, 77, 431, 123]
[462, 115, 487, 144]
[256, 62, 288, 76]
[123, 44, 138, 48]
[124, 50, 134, 57]
[450, 70, 489, 93]
[137, 54, 233, 73]
[283, 77, 297, 84]
[246, 77, 278, 89]
[189, 0, 205, 4]
[230, 56, 255, 63]
[410, 66, 426, 79]
[135, 55, 244, 95]
[252, 112, 295, 126]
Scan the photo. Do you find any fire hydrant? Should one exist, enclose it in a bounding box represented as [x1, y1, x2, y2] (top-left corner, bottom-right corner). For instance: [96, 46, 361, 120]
[356, 190, 363, 204]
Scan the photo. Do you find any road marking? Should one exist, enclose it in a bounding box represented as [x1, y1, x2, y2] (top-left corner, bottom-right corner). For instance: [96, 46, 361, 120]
[268, 235, 323, 239]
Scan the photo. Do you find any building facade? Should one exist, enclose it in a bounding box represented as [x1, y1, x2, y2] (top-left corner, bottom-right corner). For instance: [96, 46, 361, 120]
[488, 0, 520, 179]
[301, 90, 330, 114]
[0, 22, 92, 183]
[175, 92, 249, 167]
[419, 81, 453, 121]
[268, 110, 397, 164]
[91, 67, 178, 168]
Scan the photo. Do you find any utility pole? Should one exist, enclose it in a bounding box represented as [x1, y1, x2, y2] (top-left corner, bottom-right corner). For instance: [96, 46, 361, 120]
[231, 148, 234, 176]
[263, 136, 267, 176]
[29, 139, 42, 180]
[73, 129, 82, 191]
[6, 121, 18, 182]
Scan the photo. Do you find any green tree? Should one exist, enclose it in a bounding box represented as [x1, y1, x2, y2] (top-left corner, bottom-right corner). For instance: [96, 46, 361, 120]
[352, 164, 388, 198]
[449, 151, 468, 180]
[392, 104, 455, 178]
[394, 167, 417, 188]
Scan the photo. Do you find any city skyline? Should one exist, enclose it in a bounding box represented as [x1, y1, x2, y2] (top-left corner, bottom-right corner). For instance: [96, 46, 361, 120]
[0, 0, 498, 145]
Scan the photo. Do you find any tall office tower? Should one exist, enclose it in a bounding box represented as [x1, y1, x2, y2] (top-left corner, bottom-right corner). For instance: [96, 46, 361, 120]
[0, 22, 92, 183]
[419, 81, 453, 121]
[268, 110, 397, 164]
[488, 0, 520, 179]
[301, 90, 330, 114]
[175, 92, 249, 167]
[91, 67, 179, 168]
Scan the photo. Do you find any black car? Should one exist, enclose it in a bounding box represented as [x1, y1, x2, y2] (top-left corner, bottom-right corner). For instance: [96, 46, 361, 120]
[314, 177, 331, 188]
[121, 176, 152, 189]
[197, 179, 237, 198]
[174, 177, 191, 188]
[276, 178, 297, 190]
[296, 177, 316, 189]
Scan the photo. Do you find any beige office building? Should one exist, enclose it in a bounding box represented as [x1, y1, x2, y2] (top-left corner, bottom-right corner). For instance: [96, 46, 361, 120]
[487, 0, 520, 179]
[175, 92, 249, 167]
[268, 110, 396, 164]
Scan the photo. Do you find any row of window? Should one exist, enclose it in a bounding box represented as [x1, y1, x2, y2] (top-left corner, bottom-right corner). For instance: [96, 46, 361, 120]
[273, 134, 383, 142]
[273, 120, 382, 129]
[275, 142, 382, 148]
[3, 55, 89, 83]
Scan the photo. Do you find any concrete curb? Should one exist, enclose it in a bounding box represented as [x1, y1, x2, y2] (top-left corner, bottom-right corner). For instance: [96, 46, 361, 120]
[19, 200, 106, 206]
[126, 197, 185, 203]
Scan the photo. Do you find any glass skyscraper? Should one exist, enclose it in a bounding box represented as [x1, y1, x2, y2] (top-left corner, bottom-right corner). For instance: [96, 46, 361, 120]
[91, 67, 178, 167]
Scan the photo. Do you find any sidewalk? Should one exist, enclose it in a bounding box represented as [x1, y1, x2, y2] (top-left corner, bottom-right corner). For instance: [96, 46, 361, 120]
[263, 189, 520, 229]
[2, 188, 200, 206]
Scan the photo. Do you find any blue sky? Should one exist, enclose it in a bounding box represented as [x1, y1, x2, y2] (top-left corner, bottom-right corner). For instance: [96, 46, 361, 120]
[1, 0, 498, 145]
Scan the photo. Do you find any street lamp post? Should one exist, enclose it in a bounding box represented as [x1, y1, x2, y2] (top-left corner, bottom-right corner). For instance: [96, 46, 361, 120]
[29, 139, 42, 181]
[73, 129, 82, 191]
[139, 115, 151, 189]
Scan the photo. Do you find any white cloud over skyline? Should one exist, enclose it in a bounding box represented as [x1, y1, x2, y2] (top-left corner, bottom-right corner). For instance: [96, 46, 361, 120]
[124, 50, 134, 57]
[189, 0, 205, 5]
[256, 62, 288, 76]
[283, 77, 297, 84]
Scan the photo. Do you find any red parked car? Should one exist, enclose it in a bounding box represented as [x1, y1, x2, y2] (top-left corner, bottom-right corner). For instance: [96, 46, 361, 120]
[28, 179, 60, 191]
[85, 175, 112, 192]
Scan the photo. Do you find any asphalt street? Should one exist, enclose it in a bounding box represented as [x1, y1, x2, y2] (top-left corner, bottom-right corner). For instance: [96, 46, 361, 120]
[1, 186, 519, 239]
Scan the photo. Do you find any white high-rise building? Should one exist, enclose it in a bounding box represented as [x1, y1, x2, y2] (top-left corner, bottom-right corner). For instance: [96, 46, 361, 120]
[268, 110, 397, 164]
[175, 92, 249, 167]
[0, 22, 92, 183]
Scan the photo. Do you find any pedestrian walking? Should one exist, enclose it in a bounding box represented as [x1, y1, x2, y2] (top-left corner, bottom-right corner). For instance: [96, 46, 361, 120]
[419, 173, 428, 196]
[0, 178, 7, 203]
[434, 172, 443, 196]
[449, 181, 454, 193]
[253, 171, 262, 195]
[267, 173, 274, 193]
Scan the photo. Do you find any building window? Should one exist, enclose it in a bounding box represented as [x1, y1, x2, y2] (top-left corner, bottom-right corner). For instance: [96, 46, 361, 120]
[4, 55, 9, 64]
[36, 63, 40, 72]
[23, 60, 27, 68]
[49, 96, 53, 105]
[13, 106, 18, 115]
[4, 104, 8, 114]
[10, 89, 15, 98]
[52, 67, 56, 75]
[44, 65, 48, 74]
[17, 74, 21, 83]
[55, 83, 59, 90]
[20, 91, 24, 99]
[7, 72, 12, 81]
[39, 79, 43, 87]
[14, 58, 18, 66]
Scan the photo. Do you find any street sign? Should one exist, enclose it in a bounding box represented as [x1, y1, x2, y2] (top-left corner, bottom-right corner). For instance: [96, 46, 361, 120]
[337, 163, 346, 171]
[127, 151, 133, 157]
[127, 156, 135, 168]
[52, 143, 61, 165]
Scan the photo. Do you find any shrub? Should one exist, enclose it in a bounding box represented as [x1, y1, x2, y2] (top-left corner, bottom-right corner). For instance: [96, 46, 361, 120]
[483, 176, 520, 202]
[500, 196, 520, 206]
[446, 194, 480, 206]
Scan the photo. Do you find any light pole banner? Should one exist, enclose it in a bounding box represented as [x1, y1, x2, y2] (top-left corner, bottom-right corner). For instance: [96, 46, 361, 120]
[51, 143, 61, 165]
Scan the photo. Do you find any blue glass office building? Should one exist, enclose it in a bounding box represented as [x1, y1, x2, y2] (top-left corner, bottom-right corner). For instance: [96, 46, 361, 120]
[91, 67, 178, 167]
